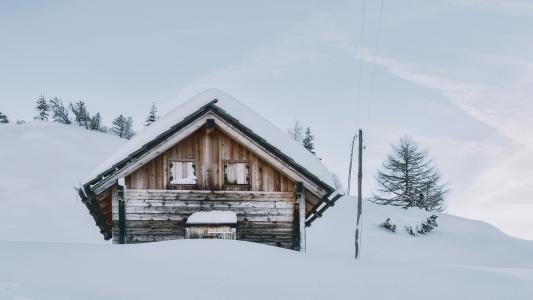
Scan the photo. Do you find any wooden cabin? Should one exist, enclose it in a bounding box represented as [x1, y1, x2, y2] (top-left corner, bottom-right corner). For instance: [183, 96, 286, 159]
[78, 89, 341, 251]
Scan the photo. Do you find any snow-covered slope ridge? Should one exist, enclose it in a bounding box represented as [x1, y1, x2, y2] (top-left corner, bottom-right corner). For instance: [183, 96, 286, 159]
[309, 197, 533, 269]
[0, 122, 125, 243]
[85, 89, 335, 187]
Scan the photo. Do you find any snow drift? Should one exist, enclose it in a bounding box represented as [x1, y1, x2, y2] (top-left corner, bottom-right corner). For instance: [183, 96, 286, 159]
[0, 122, 532, 299]
[0, 122, 125, 243]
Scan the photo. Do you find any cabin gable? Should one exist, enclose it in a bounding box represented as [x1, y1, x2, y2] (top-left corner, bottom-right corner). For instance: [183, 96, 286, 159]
[125, 126, 297, 193]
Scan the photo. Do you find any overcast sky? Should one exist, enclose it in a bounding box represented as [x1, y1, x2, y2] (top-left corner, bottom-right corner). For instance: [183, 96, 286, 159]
[1, 0, 532, 240]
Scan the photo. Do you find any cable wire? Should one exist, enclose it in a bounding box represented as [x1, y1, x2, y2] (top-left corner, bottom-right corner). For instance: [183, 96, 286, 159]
[367, 0, 385, 122]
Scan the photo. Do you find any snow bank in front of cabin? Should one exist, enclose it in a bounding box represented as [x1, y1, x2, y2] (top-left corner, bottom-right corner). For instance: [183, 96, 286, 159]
[187, 211, 237, 224]
[85, 89, 335, 188]
[0, 238, 532, 300]
[0, 122, 125, 243]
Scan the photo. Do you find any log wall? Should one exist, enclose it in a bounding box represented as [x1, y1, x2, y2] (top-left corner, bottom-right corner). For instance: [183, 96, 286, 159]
[112, 189, 295, 249]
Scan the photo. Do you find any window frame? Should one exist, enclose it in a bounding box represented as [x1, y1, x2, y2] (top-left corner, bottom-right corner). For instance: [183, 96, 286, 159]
[168, 159, 197, 187]
[223, 160, 251, 187]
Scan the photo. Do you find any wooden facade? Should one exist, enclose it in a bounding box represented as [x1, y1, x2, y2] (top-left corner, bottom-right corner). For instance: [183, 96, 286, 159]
[89, 125, 322, 250]
[80, 98, 340, 251]
[124, 127, 296, 193]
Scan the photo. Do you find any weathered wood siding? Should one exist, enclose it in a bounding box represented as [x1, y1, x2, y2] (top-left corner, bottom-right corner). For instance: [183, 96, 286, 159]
[125, 127, 295, 193]
[112, 189, 295, 249]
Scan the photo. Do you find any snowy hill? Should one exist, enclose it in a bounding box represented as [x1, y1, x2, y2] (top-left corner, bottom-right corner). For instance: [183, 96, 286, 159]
[0, 122, 125, 243]
[309, 198, 533, 269]
[0, 122, 532, 299]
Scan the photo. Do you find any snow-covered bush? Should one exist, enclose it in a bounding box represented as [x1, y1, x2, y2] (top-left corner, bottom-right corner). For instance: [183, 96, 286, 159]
[379, 218, 397, 233]
[405, 215, 439, 236]
[417, 215, 439, 234]
[405, 225, 417, 236]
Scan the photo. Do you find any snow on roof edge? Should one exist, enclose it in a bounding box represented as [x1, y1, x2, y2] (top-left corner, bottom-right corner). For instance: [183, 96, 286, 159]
[187, 211, 237, 224]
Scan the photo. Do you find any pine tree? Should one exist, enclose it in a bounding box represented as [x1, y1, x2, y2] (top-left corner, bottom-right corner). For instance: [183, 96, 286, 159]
[144, 101, 158, 126]
[0, 112, 9, 123]
[302, 126, 316, 155]
[371, 136, 448, 211]
[34, 95, 50, 121]
[112, 115, 135, 139]
[287, 121, 304, 142]
[49, 97, 71, 124]
[69, 101, 91, 129]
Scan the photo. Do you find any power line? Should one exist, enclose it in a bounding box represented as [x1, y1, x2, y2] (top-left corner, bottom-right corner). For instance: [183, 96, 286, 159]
[367, 0, 385, 119]
[354, 0, 367, 131]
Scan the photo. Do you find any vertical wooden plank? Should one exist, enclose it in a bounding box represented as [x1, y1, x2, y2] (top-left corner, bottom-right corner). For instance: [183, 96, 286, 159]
[209, 127, 216, 189]
[163, 153, 168, 189]
[251, 155, 259, 191]
[274, 170, 281, 192]
[280, 175, 287, 192]
[150, 160, 156, 189]
[197, 128, 205, 189]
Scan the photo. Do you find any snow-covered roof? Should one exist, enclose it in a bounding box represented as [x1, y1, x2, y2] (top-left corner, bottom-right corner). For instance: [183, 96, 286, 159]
[186, 211, 238, 225]
[85, 89, 335, 188]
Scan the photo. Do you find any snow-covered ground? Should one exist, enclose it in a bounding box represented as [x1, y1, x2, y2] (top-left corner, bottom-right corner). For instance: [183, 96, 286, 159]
[1, 122, 532, 299]
[0, 122, 125, 243]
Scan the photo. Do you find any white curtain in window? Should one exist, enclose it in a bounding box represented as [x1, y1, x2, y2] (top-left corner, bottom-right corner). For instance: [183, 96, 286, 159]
[235, 163, 246, 184]
[170, 161, 196, 184]
[226, 162, 248, 185]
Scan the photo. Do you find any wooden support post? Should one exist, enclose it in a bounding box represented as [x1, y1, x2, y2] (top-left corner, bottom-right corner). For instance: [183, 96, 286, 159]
[117, 179, 126, 244]
[295, 182, 306, 252]
[204, 119, 215, 190]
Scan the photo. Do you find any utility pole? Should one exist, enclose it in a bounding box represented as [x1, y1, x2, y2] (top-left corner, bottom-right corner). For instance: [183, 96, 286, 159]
[355, 129, 363, 259]
[347, 134, 357, 195]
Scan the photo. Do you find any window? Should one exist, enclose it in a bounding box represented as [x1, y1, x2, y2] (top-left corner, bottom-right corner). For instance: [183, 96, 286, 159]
[224, 161, 250, 185]
[169, 160, 197, 185]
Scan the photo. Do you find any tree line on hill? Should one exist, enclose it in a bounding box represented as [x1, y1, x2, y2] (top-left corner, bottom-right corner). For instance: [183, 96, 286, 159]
[0, 95, 160, 139]
[2, 97, 447, 210]
[286, 120, 343, 192]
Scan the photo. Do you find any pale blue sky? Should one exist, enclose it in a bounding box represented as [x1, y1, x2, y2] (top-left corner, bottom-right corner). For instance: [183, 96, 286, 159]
[1, 0, 532, 239]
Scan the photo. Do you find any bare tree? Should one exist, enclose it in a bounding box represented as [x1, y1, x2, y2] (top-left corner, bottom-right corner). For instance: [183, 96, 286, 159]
[287, 120, 304, 142]
[49, 97, 71, 124]
[112, 115, 135, 139]
[70, 101, 91, 129]
[371, 136, 447, 211]
[89, 112, 104, 131]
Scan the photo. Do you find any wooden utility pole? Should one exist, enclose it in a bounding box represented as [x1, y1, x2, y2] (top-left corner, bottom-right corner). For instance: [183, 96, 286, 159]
[355, 129, 363, 259]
